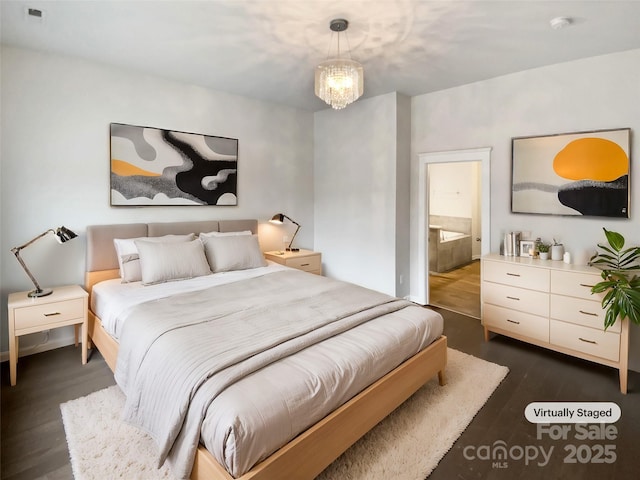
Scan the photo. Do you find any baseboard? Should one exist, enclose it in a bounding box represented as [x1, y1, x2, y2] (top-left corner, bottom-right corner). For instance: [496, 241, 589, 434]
[406, 295, 426, 305]
[0, 330, 76, 363]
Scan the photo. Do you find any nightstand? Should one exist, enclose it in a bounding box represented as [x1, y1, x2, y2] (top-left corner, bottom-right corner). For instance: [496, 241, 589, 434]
[7, 285, 88, 386]
[264, 249, 322, 275]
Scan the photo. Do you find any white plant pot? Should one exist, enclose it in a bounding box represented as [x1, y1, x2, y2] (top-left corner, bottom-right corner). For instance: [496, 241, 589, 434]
[539, 252, 549, 260]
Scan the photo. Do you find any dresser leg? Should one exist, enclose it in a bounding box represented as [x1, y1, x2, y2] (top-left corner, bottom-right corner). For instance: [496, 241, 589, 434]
[483, 326, 490, 342]
[619, 368, 628, 394]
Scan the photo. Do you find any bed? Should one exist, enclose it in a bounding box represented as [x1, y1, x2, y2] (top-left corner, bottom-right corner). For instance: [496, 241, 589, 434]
[84, 219, 447, 480]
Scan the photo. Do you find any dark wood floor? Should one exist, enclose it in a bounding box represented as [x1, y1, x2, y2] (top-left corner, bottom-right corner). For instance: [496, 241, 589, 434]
[429, 260, 481, 319]
[1, 309, 637, 480]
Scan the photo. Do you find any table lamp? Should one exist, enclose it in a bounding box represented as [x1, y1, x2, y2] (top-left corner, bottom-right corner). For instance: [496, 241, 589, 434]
[269, 213, 300, 252]
[11, 226, 78, 297]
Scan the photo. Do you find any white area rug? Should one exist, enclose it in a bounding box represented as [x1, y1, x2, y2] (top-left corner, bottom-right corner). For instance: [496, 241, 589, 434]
[60, 348, 508, 480]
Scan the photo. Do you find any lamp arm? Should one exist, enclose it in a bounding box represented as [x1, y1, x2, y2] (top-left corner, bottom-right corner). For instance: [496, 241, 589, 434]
[11, 248, 45, 294]
[12, 229, 55, 252]
[282, 215, 300, 227]
[288, 224, 301, 250]
[10, 229, 55, 294]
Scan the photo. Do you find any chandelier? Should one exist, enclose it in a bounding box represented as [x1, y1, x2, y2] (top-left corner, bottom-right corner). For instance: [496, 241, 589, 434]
[314, 19, 364, 110]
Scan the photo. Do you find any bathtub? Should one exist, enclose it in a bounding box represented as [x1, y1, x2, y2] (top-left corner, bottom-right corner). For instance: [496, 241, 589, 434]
[429, 226, 472, 273]
[439, 230, 467, 242]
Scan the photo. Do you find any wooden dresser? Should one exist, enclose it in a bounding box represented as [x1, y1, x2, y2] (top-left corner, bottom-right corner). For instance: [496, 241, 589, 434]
[481, 253, 629, 393]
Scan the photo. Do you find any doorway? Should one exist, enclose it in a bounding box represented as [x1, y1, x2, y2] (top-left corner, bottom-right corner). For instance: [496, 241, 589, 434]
[428, 161, 481, 318]
[415, 147, 491, 309]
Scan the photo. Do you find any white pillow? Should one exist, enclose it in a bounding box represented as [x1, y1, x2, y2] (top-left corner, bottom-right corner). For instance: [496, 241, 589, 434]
[135, 239, 211, 285]
[114, 233, 195, 283]
[201, 234, 267, 273]
[199, 230, 252, 238]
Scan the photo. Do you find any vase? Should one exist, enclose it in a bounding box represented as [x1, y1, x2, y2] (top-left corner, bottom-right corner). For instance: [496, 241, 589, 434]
[551, 244, 564, 261]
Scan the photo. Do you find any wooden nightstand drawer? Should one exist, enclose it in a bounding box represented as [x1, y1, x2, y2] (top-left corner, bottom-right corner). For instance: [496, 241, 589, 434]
[264, 250, 322, 275]
[483, 260, 549, 291]
[550, 320, 620, 362]
[14, 298, 84, 331]
[286, 255, 321, 273]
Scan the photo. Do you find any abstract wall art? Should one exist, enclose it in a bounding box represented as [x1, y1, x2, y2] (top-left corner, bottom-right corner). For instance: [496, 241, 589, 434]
[511, 128, 630, 217]
[110, 123, 238, 206]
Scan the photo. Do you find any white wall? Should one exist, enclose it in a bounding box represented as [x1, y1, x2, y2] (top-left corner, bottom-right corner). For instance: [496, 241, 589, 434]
[0, 46, 314, 354]
[314, 92, 410, 296]
[410, 48, 640, 371]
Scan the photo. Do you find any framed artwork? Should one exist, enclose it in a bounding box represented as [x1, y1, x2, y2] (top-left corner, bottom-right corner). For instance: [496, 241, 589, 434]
[110, 123, 238, 206]
[511, 128, 630, 217]
[520, 240, 535, 257]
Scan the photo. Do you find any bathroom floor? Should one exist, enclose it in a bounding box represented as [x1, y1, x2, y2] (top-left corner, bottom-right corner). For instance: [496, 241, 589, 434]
[429, 260, 480, 318]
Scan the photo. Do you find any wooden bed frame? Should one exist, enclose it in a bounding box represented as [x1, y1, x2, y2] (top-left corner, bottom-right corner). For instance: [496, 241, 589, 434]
[84, 220, 447, 480]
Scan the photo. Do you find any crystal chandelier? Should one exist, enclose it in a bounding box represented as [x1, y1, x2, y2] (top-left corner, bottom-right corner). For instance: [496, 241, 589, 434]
[314, 19, 364, 110]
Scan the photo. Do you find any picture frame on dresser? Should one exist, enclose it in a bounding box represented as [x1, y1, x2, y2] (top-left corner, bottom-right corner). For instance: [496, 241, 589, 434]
[110, 123, 238, 206]
[511, 127, 630, 218]
[519, 240, 534, 257]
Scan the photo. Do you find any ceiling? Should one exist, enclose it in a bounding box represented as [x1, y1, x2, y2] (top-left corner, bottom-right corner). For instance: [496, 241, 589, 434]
[2, 1, 640, 111]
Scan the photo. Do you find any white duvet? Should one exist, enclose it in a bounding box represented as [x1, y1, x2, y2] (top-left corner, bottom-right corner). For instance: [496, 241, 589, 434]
[93, 265, 444, 479]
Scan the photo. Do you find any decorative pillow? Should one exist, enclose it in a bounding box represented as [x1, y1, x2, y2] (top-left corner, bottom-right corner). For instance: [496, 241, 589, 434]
[201, 234, 267, 273]
[114, 233, 195, 283]
[135, 239, 211, 285]
[199, 230, 252, 238]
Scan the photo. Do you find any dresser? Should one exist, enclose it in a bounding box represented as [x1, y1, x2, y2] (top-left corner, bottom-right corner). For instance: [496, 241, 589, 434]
[481, 254, 629, 393]
[264, 249, 322, 275]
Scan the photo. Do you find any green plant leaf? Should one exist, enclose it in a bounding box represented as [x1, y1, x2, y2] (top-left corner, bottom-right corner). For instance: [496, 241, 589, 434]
[604, 228, 625, 252]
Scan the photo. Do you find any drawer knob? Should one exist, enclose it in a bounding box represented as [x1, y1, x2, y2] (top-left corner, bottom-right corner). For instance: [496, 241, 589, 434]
[578, 310, 598, 317]
[506, 272, 521, 277]
[43, 312, 61, 317]
[579, 337, 597, 345]
[506, 296, 520, 301]
[506, 319, 521, 325]
[300, 263, 310, 267]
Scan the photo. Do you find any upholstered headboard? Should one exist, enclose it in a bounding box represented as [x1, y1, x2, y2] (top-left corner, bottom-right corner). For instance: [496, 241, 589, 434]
[86, 219, 258, 273]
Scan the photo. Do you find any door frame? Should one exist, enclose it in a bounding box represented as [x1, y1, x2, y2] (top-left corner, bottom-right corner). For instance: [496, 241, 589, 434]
[415, 147, 492, 305]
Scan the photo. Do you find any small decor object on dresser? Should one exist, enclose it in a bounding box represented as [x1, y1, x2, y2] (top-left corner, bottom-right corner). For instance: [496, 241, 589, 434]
[520, 240, 535, 257]
[110, 123, 238, 206]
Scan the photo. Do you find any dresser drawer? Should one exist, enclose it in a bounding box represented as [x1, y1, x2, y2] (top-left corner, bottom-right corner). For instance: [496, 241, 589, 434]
[550, 320, 620, 362]
[550, 294, 619, 333]
[14, 298, 84, 330]
[483, 260, 549, 291]
[483, 282, 549, 317]
[287, 255, 321, 273]
[483, 303, 549, 343]
[550, 270, 604, 301]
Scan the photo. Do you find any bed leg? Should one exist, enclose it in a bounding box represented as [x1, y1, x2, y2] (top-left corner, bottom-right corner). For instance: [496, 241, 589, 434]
[438, 370, 446, 386]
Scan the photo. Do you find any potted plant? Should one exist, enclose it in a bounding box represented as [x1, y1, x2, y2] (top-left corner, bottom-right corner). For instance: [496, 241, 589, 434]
[538, 242, 550, 260]
[589, 228, 640, 330]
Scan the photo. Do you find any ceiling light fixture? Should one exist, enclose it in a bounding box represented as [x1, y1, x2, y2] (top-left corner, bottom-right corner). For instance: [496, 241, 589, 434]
[314, 18, 364, 110]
